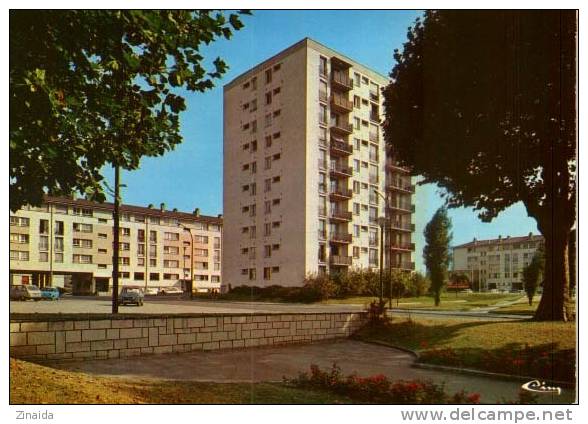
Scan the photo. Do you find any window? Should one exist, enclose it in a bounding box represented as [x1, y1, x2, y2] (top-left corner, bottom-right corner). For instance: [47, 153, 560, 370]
[54, 237, 64, 252]
[249, 204, 256, 217]
[264, 223, 271, 236]
[194, 235, 209, 244]
[353, 181, 360, 194]
[73, 222, 93, 233]
[10, 233, 29, 244]
[149, 244, 157, 257]
[249, 247, 256, 259]
[265, 178, 272, 192]
[39, 219, 49, 234]
[73, 238, 92, 248]
[265, 135, 272, 148]
[150, 273, 160, 281]
[251, 77, 257, 90]
[353, 203, 360, 216]
[250, 226, 256, 239]
[265, 68, 272, 84]
[319, 104, 327, 124]
[265, 113, 272, 127]
[98, 233, 107, 239]
[265, 201, 271, 214]
[319, 173, 327, 192]
[54, 205, 68, 214]
[54, 252, 63, 263]
[319, 56, 327, 76]
[149, 230, 157, 242]
[319, 80, 327, 101]
[55, 221, 64, 235]
[354, 117, 361, 130]
[354, 72, 361, 86]
[250, 183, 256, 195]
[150, 258, 157, 267]
[265, 157, 272, 170]
[251, 99, 257, 111]
[263, 267, 271, 280]
[118, 257, 130, 266]
[272, 221, 281, 228]
[354, 95, 361, 108]
[265, 92, 272, 105]
[164, 232, 179, 241]
[273, 153, 281, 160]
[10, 250, 29, 261]
[39, 251, 49, 262]
[164, 246, 179, 255]
[73, 254, 92, 264]
[264, 245, 272, 258]
[353, 246, 360, 258]
[120, 227, 131, 237]
[195, 248, 209, 257]
[73, 207, 93, 217]
[164, 260, 179, 268]
[39, 235, 49, 251]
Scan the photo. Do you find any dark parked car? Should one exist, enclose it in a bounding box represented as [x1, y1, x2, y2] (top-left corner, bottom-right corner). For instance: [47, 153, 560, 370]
[118, 286, 144, 306]
[10, 285, 42, 301]
[41, 287, 60, 301]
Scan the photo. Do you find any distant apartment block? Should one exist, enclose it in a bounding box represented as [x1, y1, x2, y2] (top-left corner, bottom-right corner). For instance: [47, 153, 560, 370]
[222, 38, 415, 288]
[9, 196, 222, 294]
[452, 233, 545, 291]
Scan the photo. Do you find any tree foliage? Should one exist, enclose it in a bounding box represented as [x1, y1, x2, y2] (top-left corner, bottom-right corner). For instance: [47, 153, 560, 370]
[523, 247, 545, 306]
[383, 11, 576, 320]
[10, 10, 249, 211]
[423, 207, 453, 306]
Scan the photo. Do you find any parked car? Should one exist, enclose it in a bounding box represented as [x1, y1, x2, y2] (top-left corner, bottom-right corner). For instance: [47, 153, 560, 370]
[10, 285, 43, 301]
[118, 286, 144, 306]
[158, 286, 183, 296]
[41, 287, 60, 301]
[144, 287, 159, 296]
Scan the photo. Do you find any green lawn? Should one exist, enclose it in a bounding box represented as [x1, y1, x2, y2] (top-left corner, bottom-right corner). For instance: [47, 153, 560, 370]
[356, 317, 576, 382]
[10, 359, 354, 404]
[325, 293, 521, 311]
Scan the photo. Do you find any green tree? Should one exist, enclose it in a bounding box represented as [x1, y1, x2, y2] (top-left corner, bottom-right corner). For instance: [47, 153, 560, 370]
[523, 247, 545, 306]
[409, 272, 430, 298]
[389, 270, 412, 306]
[423, 207, 453, 306]
[10, 10, 249, 211]
[383, 11, 576, 321]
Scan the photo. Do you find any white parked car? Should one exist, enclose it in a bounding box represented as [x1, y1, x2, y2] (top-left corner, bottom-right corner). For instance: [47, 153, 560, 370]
[158, 286, 183, 296]
[144, 287, 159, 296]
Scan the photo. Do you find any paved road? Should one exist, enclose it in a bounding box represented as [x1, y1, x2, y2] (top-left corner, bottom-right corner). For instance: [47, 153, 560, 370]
[10, 297, 527, 321]
[48, 339, 573, 404]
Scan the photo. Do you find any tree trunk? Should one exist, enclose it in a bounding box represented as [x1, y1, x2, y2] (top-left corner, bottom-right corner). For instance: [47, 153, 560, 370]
[534, 228, 571, 321]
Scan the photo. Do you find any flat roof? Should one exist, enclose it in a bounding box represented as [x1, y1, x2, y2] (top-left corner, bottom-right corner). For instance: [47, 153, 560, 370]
[453, 234, 544, 249]
[224, 37, 389, 91]
[39, 196, 223, 225]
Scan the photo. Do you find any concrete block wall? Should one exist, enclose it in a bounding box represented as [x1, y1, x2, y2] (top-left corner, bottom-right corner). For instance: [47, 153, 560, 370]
[10, 312, 367, 362]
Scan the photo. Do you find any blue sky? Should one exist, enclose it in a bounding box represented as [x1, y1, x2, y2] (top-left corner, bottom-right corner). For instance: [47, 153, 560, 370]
[105, 10, 539, 272]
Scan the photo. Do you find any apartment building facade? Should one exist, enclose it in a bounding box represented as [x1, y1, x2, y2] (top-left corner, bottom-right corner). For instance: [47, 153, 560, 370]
[9, 196, 222, 294]
[452, 233, 545, 291]
[223, 38, 415, 289]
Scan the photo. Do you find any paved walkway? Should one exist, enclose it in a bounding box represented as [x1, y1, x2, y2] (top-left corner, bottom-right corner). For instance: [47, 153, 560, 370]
[47, 339, 573, 404]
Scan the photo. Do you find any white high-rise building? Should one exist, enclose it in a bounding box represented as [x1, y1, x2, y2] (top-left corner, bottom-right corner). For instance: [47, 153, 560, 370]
[222, 38, 415, 289]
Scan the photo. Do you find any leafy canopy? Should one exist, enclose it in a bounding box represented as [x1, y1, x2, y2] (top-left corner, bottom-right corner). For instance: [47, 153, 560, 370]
[383, 11, 576, 227]
[10, 10, 249, 211]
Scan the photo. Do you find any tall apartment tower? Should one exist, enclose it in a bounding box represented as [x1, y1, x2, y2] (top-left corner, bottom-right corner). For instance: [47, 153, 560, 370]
[223, 38, 415, 289]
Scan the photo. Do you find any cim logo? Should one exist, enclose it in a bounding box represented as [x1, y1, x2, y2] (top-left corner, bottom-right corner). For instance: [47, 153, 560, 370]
[521, 380, 562, 395]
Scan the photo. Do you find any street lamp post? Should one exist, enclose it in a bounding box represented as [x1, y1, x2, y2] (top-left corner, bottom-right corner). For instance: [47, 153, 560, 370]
[375, 189, 390, 306]
[377, 216, 386, 305]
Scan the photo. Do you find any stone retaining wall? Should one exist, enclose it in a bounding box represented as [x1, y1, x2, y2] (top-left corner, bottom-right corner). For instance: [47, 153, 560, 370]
[10, 312, 367, 362]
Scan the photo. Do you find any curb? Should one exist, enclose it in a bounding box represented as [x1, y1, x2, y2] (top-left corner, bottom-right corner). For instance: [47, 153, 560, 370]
[356, 338, 575, 388]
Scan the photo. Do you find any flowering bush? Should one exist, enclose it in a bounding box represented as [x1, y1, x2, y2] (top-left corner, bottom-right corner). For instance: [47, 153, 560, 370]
[285, 363, 481, 404]
[418, 345, 575, 383]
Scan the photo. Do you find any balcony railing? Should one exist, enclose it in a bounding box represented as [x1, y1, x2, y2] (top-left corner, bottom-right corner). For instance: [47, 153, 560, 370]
[331, 72, 353, 91]
[388, 202, 415, 213]
[387, 242, 416, 251]
[386, 160, 411, 173]
[369, 132, 379, 142]
[330, 94, 353, 113]
[391, 261, 415, 270]
[369, 113, 380, 123]
[330, 164, 353, 177]
[370, 91, 379, 102]
[386, 181, 415, 193]
[329, 187, 353, 199]
[330, 255, 353, 266]
[389, 221, 415, 232]
[330, 121, 353, 135]
[330, 232, 352, 243]
[329, 210, 353, 221]
[319, 90, 328, 102]
[330, 139, 353, 155]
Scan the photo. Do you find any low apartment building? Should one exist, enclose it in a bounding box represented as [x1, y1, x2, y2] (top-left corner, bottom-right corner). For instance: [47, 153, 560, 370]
[452, 233, 545, 291]
[9, 196, 222, 294]
[222, 38, 415, 288]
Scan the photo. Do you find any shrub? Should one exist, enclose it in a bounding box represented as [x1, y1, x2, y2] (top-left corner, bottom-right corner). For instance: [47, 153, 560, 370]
[286, 363, 484, 404]
[300, 274, 337, 302]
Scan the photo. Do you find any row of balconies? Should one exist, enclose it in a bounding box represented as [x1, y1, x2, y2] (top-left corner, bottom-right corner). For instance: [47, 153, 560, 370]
[322, 256, 415, 268]
[386, 181, 416, 194]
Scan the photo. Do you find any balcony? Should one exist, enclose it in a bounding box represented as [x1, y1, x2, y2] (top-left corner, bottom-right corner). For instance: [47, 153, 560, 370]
[387, 242, 415, 252]
[318, 207, 327, 217]
[329, 187, 353, 200]
[369, 112, 380, 123]
[330, 138, 353, 156]
[388, 202, 415, 214]
[330, 94, 353, 113]
[330, 255, 353, 266]
[369, 132, 379, 142]
[369, 237, 379, 247]
[389, 221, 415, 232]
[330, 164, 353, 178]
[330, 232, 352, 244]
[330, 121, 353, 136]
[329, 210, 352, 222]
[369, 91, 379, 102]
[318, 229, 327, 240]
[319, 90, 328, 103]
[386, 160, 411, 173]
[386, 181, 416, 194]
[391, 261, 416, 270]
[318, 159, 328, 169]
[331, 71, 353, 91]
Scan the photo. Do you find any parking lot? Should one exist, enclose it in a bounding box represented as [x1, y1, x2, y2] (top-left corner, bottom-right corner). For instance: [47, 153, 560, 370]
[9, 295, 364, 315]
